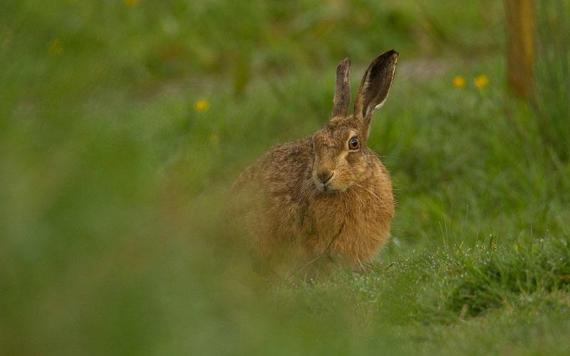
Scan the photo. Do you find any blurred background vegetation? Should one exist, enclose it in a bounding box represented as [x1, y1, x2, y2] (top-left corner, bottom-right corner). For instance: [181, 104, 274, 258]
[1, 0, 569, 354]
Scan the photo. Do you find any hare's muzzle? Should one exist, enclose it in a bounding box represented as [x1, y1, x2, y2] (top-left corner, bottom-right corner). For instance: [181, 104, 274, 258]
[316, 170, 334, 184]
[313, 168, 336, 192]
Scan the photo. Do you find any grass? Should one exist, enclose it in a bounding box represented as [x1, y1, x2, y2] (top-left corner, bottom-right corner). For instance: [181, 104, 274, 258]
[1, 0, 569, 355]
[535, 0, 570, 161]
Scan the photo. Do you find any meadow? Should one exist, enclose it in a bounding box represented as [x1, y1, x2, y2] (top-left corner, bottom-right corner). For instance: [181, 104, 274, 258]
[1, 0, 569, 354]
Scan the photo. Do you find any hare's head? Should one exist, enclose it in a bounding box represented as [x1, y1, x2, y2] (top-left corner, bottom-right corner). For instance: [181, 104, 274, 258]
[311, 50, 398, 193]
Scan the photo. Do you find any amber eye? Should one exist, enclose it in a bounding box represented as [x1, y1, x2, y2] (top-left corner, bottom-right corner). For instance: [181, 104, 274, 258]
[348, 136, 360, 150]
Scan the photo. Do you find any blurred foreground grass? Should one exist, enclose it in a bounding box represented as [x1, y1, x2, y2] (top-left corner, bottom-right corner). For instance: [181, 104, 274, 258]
[1, 1, 569, 355]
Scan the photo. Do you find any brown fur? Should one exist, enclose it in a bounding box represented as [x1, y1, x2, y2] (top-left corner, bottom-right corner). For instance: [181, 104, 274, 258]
[232, 50, 399, 273]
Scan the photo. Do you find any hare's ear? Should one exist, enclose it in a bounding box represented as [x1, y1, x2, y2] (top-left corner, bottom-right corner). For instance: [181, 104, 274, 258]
[331, 58, 351, 118]
[354, 50, 398, 127]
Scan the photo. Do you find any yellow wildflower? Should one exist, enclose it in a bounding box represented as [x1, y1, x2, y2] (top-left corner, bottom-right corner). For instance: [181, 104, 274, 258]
[474, 74, 489, 89]
[123, 0, 139, 7]
[452, 75, 465, 88]
[194, 99, 209, 112]
[48, 39, 63, 56]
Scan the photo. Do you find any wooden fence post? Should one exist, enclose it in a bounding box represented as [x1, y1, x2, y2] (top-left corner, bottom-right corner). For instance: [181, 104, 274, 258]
[504, 0, 535, 99]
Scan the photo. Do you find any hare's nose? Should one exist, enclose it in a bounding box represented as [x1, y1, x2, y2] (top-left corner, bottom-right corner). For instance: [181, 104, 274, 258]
[317, 170, 334, 184]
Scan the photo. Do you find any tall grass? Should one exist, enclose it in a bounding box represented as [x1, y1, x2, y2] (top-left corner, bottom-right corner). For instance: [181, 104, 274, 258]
[534, 0, 570, 161]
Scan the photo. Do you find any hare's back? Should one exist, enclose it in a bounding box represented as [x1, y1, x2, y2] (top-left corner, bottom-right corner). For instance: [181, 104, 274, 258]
[233, 138, 312, 250]
[254, 138, 313, 196]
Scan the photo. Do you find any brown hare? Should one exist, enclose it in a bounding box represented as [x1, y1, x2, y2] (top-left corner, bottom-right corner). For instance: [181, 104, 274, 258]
[233, 50, 398, 273]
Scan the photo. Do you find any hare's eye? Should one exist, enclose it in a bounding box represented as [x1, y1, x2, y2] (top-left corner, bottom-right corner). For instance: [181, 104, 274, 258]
[348, 136, 360, 150]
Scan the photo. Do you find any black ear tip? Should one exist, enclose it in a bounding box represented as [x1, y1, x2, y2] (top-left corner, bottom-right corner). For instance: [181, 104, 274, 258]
[385, 49, 399, 58]
[372, 50, 398, 66]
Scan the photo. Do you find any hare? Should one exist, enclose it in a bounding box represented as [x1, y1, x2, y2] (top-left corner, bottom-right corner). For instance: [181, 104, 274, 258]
[233, 50, 398, 273]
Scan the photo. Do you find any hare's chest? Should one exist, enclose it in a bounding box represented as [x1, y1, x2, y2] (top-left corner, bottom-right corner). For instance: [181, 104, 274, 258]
[305, 187, 391, 229]
[301, 189, 393, 264]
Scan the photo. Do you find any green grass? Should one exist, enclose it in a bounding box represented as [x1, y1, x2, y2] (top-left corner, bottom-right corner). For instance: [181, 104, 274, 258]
[1, 0, 569, 355]
[535, 0, 570, 161]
